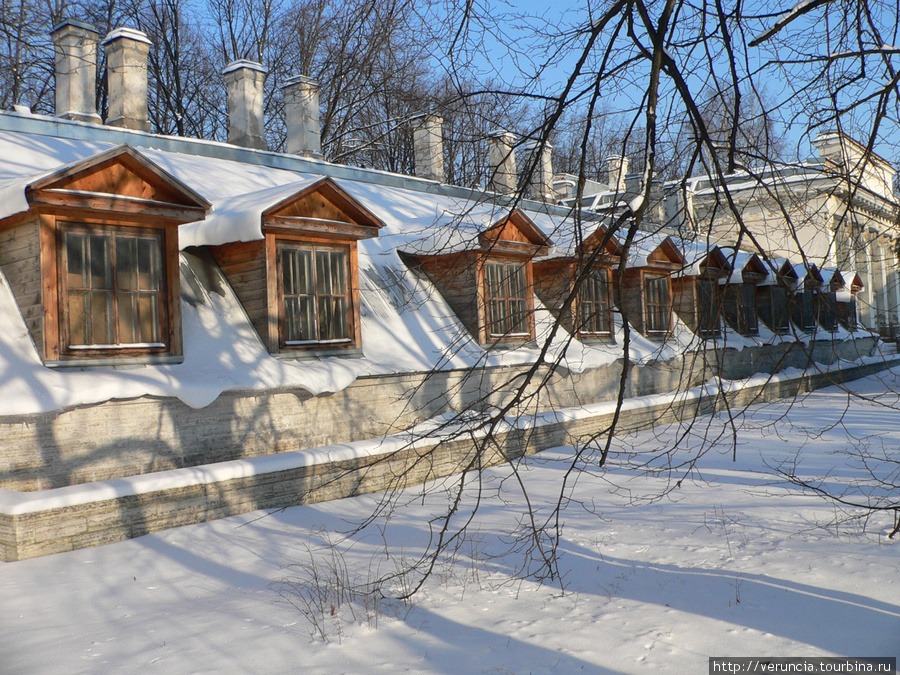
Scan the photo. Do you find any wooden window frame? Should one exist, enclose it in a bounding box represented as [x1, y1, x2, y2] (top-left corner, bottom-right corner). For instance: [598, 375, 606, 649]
[577, 267, 614, 339]
[483, 258, 532, 340]
[275, 240, 354, 349]
[818, 291, 838, 331]
[697, 277, 721, 336]
[643, 273, 672, 336]
[723, 283, 759, 336]
[792, 289, 818, 331]
[267, 234, 362, 354]
[56, 221, 172, 358]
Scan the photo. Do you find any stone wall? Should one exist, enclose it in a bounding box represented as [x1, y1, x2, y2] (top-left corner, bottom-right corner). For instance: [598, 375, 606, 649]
[0, 335, 880, 492]
[1, 353, 896, 562]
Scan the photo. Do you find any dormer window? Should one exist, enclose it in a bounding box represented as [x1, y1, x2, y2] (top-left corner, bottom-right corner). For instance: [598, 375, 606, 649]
[720, 250, 768, 336]
[618, 234, 683, 339]
[757, 260, 797, 334]
[0, 145, 209, 366]
[405, 209, 551, 346]
[206, 177, 383, 356]
[533, 224, 619, 342]
[278, 242, 351, 345]
[485, 260, 530, 337]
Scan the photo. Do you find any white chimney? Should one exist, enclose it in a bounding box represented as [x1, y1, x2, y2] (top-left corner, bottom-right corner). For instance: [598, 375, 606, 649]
[282, 75, 322, 158]
[223, 60, 268, 150]
[50, 20, 100, 124]
[521, 141, 554, 202]
[488, 129, 517, 195]
[412, 114, 444, 182]
[102, 28, 151, 131]
[607, 155, 629, 193]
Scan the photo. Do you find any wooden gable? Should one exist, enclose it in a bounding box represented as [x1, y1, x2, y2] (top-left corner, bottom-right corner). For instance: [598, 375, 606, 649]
[820, 269, 845, 292]
[581, 225, 623, 258]
[775, 260, 800, 288]
[699, 246, 731, 278]
[645, 236, 685, 267]
[479, 209, 551, 256]
[844, 272, 863, 293]
[735, 253, 769, 285]
[262, 177, 384, 241]
[800, 264, 824, 290]
[25, 145, 210, 224]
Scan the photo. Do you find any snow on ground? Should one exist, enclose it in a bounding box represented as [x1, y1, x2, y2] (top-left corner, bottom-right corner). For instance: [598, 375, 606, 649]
[2, 371, 900, 673]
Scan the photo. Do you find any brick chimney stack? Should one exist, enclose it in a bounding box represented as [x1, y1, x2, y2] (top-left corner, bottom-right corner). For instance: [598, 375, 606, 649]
[102, 27, 152, 131]
[412, 114, 444, 183]
[282, 75, 322, 158]
[223, 60, 268, 150]
[50, 20, 101, 124]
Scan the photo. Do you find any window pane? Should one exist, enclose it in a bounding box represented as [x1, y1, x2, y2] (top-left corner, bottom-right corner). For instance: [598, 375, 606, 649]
[486, 263, 502, 298]
[319, 296, 349, 340]
[68, 292, 86, 345]
[89, 234, 111, 289]
[138, 294, 160, 343]
[118, 293, 137, 343]
[90, 291, 114, 344]
[510, 265, 526, 299]
[509, 298, 527, 334]
[66, 233, 88, 289]
[117, 237, 137, 290]
[136, 237, 159, 291]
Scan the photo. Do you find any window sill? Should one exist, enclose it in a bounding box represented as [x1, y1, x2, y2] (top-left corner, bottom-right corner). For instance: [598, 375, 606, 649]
[482, 339, 537, 350]
[578, 334, 616, 344]
[273, 346, 365, 360]
[45, 354, 184, 369]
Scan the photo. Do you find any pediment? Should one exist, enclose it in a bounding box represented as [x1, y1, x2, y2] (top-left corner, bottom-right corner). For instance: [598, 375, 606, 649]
[740, 253, 769, 283]
[29, 145, 209, 211]
[844, 272, 863, 292]
[582, 225, 622, 257]
[263, 178, 384, 235]
[646, 236, 685, 265]
[800, 264, 824, 289]
[480, 209, 551, 255]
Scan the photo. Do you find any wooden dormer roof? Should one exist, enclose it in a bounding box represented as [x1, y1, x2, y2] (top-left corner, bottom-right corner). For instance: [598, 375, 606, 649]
[738, 253, 768, 284]
[799, 264, 824, 290]
[479, 209, 551, 257]
[581, 225, 623, 258]
[678, 243, 731, 279]
[843, 271, 863, 293]
[24, 145, 210, 224]
[627, 234, 685, 269]
[819, 268, 846, 292]
[262, 177, 385, 241]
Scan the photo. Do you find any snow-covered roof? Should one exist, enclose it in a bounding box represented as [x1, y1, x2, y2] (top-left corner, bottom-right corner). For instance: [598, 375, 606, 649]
[0, 124, 694, 416]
